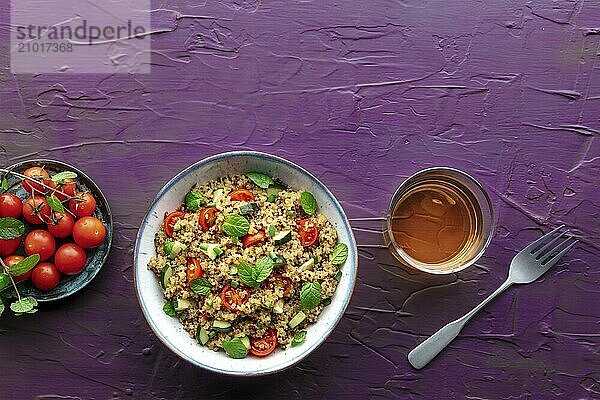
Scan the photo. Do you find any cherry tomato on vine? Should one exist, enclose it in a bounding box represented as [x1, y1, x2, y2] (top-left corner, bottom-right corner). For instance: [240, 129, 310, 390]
[54, 243, 87, 275]
[3, 255, 30, 282]
[24, 229, 56, 262]
[72, 216, 106, 248]
[31, 262, 61, 291]
[68, 192, 96, 218]
[47, 211, 75, 239]
[53, 178, 77, 201]
[0, 237, 21, 257]
[250, 328, 278, 357]
[0, 193, 23, 219]
[22, 167, 49, 193]
[22, 196, 51, 225]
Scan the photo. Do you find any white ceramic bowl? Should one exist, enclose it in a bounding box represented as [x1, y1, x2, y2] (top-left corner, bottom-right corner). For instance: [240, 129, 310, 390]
[134, 151, 358, 376]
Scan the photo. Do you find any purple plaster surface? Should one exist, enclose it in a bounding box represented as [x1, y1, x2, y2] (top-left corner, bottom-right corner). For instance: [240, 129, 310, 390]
[1, 1, 599, 399]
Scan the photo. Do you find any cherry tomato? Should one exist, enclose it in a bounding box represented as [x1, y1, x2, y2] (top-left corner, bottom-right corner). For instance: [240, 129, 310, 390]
[24, 229, 56, 262]
[68, 192, 97, 218]
[22, 196, 51, 224]
[0, 237, 21, 257]
[54, 243, 87, 275]
[220, 285, 250, 313]
[47, 211, 75, 239]
[242, 230, 267, 248]
[265, 274, 292, 297]
[72, 216, 106, 248]
[164, 211, 185, 237]
[3, 255, 31, 282]
[250, 328, 278, 357]
[229, 189, 255, 201]
[53, 178, 77, 201]
[186, 257, 204, 284]
[296, 219, 319, 247]
[0, 193, 23, 219]
[22, 166, 49, 193]
[198, 207, 218, 231]
[31, 262, 61, 291]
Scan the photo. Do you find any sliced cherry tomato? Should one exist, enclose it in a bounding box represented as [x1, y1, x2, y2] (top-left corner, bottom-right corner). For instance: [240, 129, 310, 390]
[220, 284, 250, 313]
[186, 257, 204, 284]
[54, 243, 87, 275]
[0, 193, 23, 219]
[3, 255, 30, 282]
[198, 207, 218, 231]
[229, 189, 255, 201]
[22, 196, 51, 224]
[47, 211, 75, 239]
[250, 328, 278, 357]
[0, 237, 21, 257]
[296, 219, 319, 247]
[31, 262, 61, 291]
[164, 211, 185, 237]
[24, 229, 56, 262]
[72, 216, 106, 248]
[52, 178, 77, 201]
[242, 230, 266, 248]
[22, 167, 49, 193]
[68, 192, 97, 218]
[265, 274, 292, 297]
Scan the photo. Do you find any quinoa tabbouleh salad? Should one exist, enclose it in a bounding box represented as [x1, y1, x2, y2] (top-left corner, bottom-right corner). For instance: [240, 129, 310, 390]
[148, 172, 349, 359]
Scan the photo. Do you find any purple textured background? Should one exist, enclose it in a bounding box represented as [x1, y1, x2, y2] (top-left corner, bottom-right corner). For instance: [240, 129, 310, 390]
[1, 1, 599, 399]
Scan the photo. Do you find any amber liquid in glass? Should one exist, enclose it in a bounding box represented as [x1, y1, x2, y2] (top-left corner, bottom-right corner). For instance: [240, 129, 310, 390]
[390, 180, 482, 266]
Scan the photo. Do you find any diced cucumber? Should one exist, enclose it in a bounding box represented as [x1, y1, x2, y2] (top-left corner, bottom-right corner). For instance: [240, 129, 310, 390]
[229, 265, 238, 275]
[160, 265, 173, 289]
[238, 202, 259, 215]
[174, 298, 192, 311]
[273, 230, 292, 245]
[268, 251, 286, 267]
[299, 258, 314, 271]
[266, 184, 285, 202]
[212, 320, 233, 333]
[288, 311, 306, 329]
[199, 243, 223, 260]
[240, 336, 251, 350]
[163, 240, 187, 259]
[196, 326, 210, 345]
[212, 188, 224, 202]
[273, 299, 284, 314]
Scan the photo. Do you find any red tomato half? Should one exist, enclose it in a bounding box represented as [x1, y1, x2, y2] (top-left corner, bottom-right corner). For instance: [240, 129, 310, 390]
[242, 230, 266, 248]
[164, 211, 185, 237]
[229, 189, 255, 201]
[68, 192, 97, 218]
[54, 243, 87, 275]
[47, 211, 75, 239]
[250, 328, 278, 357]
[22, 196, 51, 225]
[186, 257, 204, 284]
[0, 193, 23, 219]
[220, 285, 250, 313]
[295, 219, 319, 247]
[0, 237, 21, 257]
[3, 255, 30, 282]
[22, 167, 49, 193]
[31, 262, 61, 291]
[198, 207, 218, 231]
[72, 216, 106, 248]
[24, 230, 56, 262]
[265, 274, 292, 297]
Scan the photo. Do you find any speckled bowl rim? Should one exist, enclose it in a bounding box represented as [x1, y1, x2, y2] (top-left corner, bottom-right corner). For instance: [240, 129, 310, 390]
[133, 151, 358, 376]
[3, 159, 113, 302]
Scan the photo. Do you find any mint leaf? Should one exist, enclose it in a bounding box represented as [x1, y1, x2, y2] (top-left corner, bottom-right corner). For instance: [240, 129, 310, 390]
[163, 301, 177, 317]
[246, 172, 273, 189]
[1, 177, 8, 191]
[221, 214, 250, 237]
[237, 261, 258, 288]
[190, 278, 212, 295]
[46, 194, 65, 213]
[0, 217, 25, 239]
[291, 330, 307, 347]
[0, 274, 11, 291]
[253, 257, 273, 283]
[330, 243, 348, 265]
[185, 191, 205, 211]
[300, 281, 321, 310]
[300, 192, 317, 215]
[222, 337, 249, 359]
[9, 254, 40, 277]
[10, 297, 38, 314]
[51, 171, 77, 183]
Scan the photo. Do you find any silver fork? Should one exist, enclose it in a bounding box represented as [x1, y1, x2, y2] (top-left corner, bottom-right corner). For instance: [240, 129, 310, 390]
[408, 225, 578, 369]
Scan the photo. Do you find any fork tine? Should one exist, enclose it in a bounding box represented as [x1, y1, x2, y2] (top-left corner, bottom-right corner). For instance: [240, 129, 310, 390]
[540, 238, 579, 268]
[533, 230, 570, 257]
[523, 224, 566, 253]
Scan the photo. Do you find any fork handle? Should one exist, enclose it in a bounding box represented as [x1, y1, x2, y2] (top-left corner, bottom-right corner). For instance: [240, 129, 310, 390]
[408, 279, 512, 369]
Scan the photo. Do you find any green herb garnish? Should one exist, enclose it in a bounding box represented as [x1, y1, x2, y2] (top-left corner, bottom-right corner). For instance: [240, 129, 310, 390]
[221, 214, 250, 238]
[291, 330, 307, 347]
[300, 191, 317, 215]
[300, 281, 322, 310]
[8, 254, 40, 277]
[0, 217, 25, 240]
[185, 191, 205, 211]
[268, 225, 276, 237]
[163, 301, 177, 317]
[236, 257, 274, 288]
[46, 194, 65, 213]
[51, 171, 77, 183]
[9, 297, 38, 315]
[1, 177, 8, 191]
[246, 172, 273, 189]
[330, 243, 348, 265]
[190, 278, 212, 295]
[222, 337, 249, 359]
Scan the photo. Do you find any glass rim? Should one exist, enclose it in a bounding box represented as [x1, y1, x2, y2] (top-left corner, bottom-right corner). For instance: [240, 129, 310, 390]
[385, 167, 495, 275]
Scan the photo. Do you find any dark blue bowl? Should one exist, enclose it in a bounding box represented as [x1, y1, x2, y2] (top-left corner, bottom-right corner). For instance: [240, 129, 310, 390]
[2, 159, 113, 302]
